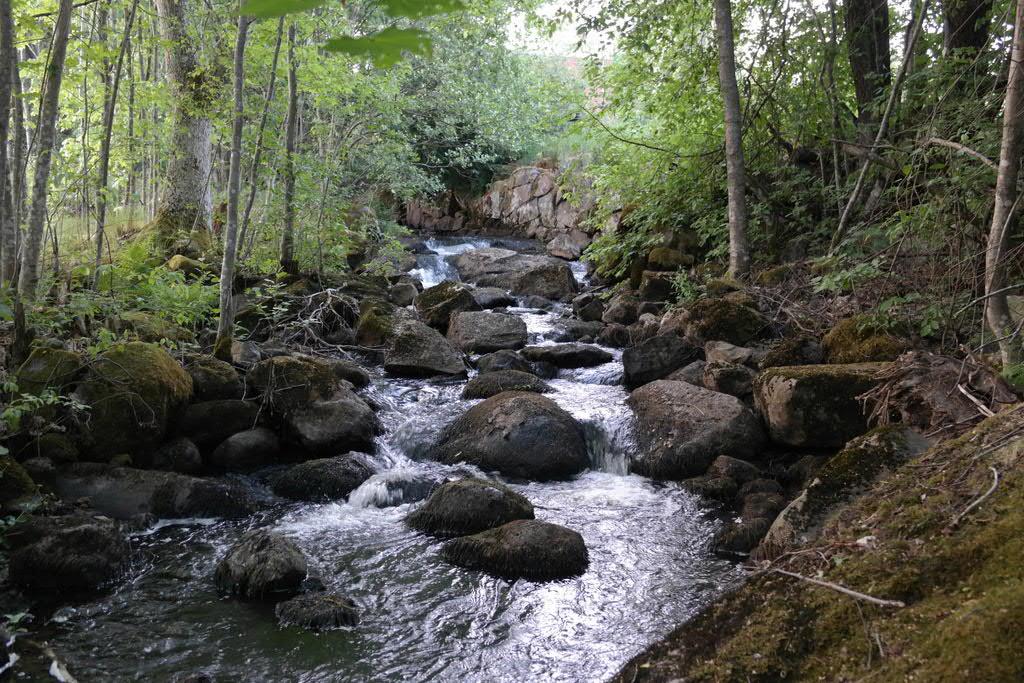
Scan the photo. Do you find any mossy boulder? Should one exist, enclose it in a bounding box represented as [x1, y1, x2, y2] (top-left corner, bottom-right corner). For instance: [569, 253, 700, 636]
[185, 354, 243, 401]
[118, 311, 195, 344]
[461, 370, 551, 399]
[442, 519, 588, 581]
[758, 334, 825, 369]
[0, 455, 37, 509]
[822, 316, 911, 364]
[414, 280, 481, 332]
[164, 254, 206, 276]
[15, 347, 84, 396]
[355, 299, 398, 347]
[73, 342, 193, 459]
[754, 362, 889, 448]
[757, 426, 928, 560]
[429, 392, 588, 481]
[705, 277, 742, 296]
[406, 478, 535, 538]
[247, 355, 339, 414]
[646, 247, 690, 271]
[683, 298, 770, 346]
[754, 263, 795, 286]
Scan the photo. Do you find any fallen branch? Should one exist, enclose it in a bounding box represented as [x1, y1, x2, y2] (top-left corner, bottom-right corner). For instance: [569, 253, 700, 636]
[770, 568, 906, 608]
[950, 466, 1000, 527]
[956, 383, 996, 417]
[925, 137, 997, 171]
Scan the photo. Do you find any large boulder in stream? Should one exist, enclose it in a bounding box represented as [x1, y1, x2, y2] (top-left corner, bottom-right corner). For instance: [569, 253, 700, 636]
[754, 363, 889, 448]
[247, 355, 342, 414]
[627, 380, 765, 479]
[447, 311, 527, 353]
[476, 349, 537, 375]
[472, 286, 516, 309]
[275, 592, 359, 630]
[209, 427, 282, 471]
[406, 478, 534, 537]
[270, 453, 378, 502]
[442, 519, 588, 581]
[177, 399, 260, 450]
[214, 529, 308, 599]
[429, 392, 588, 480]
[53, 463, 257, 519]
[414, 281, 481, 331]
[622, 333, 700, 388]
[520, 343, 612, 369]
[447, 248, 578, 300]
[384, 319, 467, 378]
[72, 342, 193, 459]
[285, 389, 381, 456]
[461, 370, 551, 399]
[184, 354, 243, 401]
[6, 512, 129, 592]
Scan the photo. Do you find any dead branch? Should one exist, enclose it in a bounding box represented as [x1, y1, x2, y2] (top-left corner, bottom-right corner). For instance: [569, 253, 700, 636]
[950, 466, 1000, 527]
[770, 568, 906, 608]
[924, 137, 998, 170]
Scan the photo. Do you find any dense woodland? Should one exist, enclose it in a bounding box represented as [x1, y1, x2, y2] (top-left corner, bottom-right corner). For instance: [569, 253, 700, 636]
[0, 0, 1023, 678]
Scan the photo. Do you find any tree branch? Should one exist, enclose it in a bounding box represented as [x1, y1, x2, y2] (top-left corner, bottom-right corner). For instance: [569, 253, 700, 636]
[925, 137, 998, 170]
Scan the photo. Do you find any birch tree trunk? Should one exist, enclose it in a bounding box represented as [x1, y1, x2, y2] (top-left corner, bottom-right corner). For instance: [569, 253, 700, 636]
[713, 0, 750, 278]
[215, 14, 250, 360]
[18, 0, 73, 299]
[153, 0, 212, 255]
[280, 23, 298, 274]
[94, 0, 139, 288]
[0, 0, 16, 284]
[984, 0, 1024, 365]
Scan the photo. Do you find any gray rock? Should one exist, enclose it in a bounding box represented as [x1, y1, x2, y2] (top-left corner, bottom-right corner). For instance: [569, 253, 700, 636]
[520, 343, 612, 368]
[571, 292, 605, 322]
[447, 248, 578, 300]
[472, 287, 516, 309]
[209, 427, 281, 471]
[276, 592, 358, 630]
[185, 354, 243, 401]
[447, 311, 527, 353]
[442, 519, 588, 581]
[622, 333, 700, 388]
[271, 453, 377, 502]
[384, 320, 467, 378]
[702, 361, 757, 397]
[214, 530, 307, 599]
[406, 478, 534, 537]
[285, 390, 380, 456]
[476, 349, 537, 375]
[177, 399, 259, 450]
[665, 360, 706, 386]
[414, 281, 481, 331]
[151, 437, 203, 474]
[461, 370, 551, 399]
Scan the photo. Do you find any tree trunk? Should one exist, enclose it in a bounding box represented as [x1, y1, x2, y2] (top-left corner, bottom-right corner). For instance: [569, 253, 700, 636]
[18, 0, 73, 299]
[153, 0, 212, 256]
[215, 14, 250, 360]
[984, 0, 1024, 366]
[238, 17, 283, 253]
[944, 0, 993, 54]
[714, 0, 750, 277]
[93, 0, 139, 288]
[846, 0, 891, 138]
[280, 23, 298, 274]
[0, 0, 16, 284]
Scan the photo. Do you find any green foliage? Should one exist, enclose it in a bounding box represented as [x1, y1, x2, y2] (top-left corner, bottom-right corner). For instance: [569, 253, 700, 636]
[811, 259, 882, 294]
[670, 270, 703, 303]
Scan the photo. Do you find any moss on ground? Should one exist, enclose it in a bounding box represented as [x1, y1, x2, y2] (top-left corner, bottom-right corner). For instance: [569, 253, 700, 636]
[614, 405, 1024, 682]
[686, 297, 769, 346]
[823, 315, 910, 364]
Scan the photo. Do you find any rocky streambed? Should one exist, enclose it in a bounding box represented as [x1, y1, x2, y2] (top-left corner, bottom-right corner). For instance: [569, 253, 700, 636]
[4, 237, 743, 682]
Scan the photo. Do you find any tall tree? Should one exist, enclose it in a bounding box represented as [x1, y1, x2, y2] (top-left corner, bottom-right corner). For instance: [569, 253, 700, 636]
[215, 13, 250, 360]
[0, 0, 16, 283]
[714, 0, 750, 277]
[153, 0, 212, 254]
[18, 0, 74, 298]
[846, 0, 891, 137]
[984, 0, 1024, 365]
[280, 22, 298, 274]
[943, 0, 993, 54]
[94, 0, 140, 288]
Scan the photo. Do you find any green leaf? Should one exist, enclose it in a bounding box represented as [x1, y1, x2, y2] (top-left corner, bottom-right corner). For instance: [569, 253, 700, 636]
[378, 0, 465, 19]
[325, 28, 432, 68]
[240, 0, 327, 18]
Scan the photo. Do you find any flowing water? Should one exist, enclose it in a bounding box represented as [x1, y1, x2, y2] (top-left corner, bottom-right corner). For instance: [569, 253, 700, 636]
[41, 237, 740, 682]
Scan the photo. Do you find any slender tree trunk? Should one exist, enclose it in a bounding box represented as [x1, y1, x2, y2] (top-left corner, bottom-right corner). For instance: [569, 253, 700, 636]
[215, 14, 250, 360]
[984, 0, 1024, 366]
[714, 0, 750, 277]
[0, 0, 16, 283]
[238, 17, 283, 252]
[11, 47, 26, 244]
[94, 0, 139, 288]
[18, 0, 73, 299]
[280, 23, 298, 274]
[153, 0, 212, 255]
[846, 0, 891, 139]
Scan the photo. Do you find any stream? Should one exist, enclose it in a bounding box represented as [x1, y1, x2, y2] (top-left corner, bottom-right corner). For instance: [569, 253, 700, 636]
[41, 237, 740, 682]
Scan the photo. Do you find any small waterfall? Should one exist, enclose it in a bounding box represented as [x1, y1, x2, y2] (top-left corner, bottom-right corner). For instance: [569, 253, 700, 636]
[408, 237, 490, 287]
[349, 469, 439, 508]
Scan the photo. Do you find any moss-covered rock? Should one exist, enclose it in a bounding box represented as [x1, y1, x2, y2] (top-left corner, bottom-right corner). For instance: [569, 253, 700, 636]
[612, 405, 1024, 683]
[705, 277, 742, 296]
[646, 247, 691, 271]
[73, 342, 193, 459]
[683, 297, 770, 346]
[15, 347, 84, 395]
[164, 254, 206, 276]
[118, 311, 195, 344]
[461, 370, 551, 399]
[0, 455, 37, 509]
[247, 355, 339, 414]
[185, 353, 243, 400]
[355, 299, 397, 347]
[753, 263, 795, 286]
[414, 280, 481, 332]
[754, 362, 889, 448]
[758, 334, 824, 369]
[822, 315, 910, 364]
